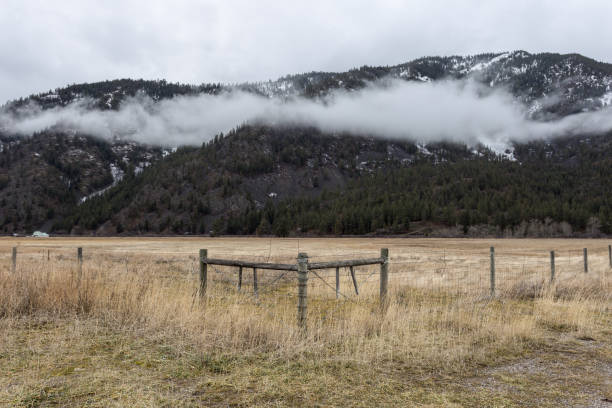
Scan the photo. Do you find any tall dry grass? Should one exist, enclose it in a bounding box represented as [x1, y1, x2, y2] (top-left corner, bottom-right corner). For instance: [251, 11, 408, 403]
[1, 248, 610, 370]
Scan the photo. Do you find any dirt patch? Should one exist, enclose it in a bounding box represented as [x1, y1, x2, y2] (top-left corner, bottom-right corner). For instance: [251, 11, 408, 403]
[463, 337, 612, 407]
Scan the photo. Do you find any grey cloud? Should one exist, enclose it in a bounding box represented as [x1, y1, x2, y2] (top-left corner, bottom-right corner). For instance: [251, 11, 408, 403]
[2, 80, 612, 151]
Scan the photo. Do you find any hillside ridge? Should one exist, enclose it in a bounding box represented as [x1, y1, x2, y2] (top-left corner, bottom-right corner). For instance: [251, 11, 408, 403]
[1, 51, 611, 236]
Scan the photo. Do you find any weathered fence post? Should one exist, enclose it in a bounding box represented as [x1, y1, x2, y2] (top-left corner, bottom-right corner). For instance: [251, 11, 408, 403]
[490, 246, 495, 297]
[335, 267, 340, 299]
[11, 247, 17, 273]
[550, 251, 555, 283]
[77, 247, 83, 280]
[608, 245, 611, 268]
[297, 253, 309, 331]
[199, 249, 208, 297]
[349, 266, 359, 295]
[238, 266, 242, 291]
[583, 248, 588, 273]
[253, 268, 258, 298]
[380, 248, 389, 305]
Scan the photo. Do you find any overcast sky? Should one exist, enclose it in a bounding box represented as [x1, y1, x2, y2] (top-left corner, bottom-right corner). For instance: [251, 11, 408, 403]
[1, 0, 611, 104]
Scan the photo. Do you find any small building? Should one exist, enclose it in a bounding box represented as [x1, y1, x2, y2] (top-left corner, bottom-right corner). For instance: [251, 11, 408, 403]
[32, 231, 50, 238]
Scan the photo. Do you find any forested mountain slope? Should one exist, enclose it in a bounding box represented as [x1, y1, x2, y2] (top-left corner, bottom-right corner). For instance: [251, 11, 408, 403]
[0, 131, 163, 233]
[1, 51, 611, 236]
[58, 126, 612, 237]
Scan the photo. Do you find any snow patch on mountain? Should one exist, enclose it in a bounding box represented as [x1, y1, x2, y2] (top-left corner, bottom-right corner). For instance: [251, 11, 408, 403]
[417, 142, 432, 156]
[79, 163, 124, 204]
[501, 148, 517, 161]
[470, 52, 510, 72]
[415, 73, 431, 82]
[162, 147, 177, 157]
[110, 163, 124, 183]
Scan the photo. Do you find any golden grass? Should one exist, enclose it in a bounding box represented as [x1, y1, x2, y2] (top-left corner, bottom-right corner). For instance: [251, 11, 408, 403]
[0, 238, 611, 406]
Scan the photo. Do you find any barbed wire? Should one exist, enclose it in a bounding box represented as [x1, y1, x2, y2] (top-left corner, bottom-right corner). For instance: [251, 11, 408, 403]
[4, 245, 610, 294]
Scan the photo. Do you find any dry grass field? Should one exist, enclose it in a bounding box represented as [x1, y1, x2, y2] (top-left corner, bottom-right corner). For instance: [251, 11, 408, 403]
[0, 237, 611, 407]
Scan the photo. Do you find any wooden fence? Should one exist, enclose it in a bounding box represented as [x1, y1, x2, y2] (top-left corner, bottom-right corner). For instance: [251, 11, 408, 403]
[200, 248, 389, 331]
[6, 243, 612, 332]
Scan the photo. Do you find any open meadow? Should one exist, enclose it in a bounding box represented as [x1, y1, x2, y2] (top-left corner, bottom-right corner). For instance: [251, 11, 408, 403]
[1, 237, 611, 407]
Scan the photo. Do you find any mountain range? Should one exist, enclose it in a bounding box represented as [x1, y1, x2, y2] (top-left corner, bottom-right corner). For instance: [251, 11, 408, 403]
[1, 51, 611, 237]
